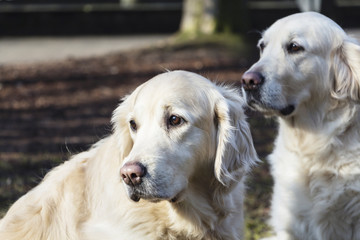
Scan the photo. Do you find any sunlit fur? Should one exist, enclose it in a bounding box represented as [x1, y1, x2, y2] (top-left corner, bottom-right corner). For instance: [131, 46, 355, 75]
[0, 70, 258, 240]
[244, 12, 360, 240]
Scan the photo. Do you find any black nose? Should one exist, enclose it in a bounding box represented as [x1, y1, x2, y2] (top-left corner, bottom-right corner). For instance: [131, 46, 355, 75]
[241, 72, 264, 91]
[120, 162, 146, 186]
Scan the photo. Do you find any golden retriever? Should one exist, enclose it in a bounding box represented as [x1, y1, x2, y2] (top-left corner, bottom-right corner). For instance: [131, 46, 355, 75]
[242, 12, 360, 240]
[0, 70, 258, 240]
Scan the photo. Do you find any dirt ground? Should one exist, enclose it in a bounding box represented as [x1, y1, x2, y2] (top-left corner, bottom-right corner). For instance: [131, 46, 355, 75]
[0, 40, 276, 239]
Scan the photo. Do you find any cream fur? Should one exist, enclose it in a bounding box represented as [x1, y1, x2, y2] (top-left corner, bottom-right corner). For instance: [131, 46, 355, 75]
[0, 70, 258, 240]
[243, 12, 360, 240]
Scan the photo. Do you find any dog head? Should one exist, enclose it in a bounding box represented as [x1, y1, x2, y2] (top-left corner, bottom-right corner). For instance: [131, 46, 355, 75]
[242, 12, 360, 117]
[111, 70, 257, 202]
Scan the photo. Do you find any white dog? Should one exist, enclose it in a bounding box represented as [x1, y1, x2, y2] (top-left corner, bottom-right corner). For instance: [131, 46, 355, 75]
[0, 70, 258, 240]
[242, 12, 360, 240]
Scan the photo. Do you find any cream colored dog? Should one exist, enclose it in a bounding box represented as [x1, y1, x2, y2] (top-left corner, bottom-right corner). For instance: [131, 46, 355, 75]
[0, 70, 258, 240]
[242, 12, 360, 240]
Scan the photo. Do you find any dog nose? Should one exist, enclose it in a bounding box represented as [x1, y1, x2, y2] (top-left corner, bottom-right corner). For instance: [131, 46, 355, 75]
[241, 72, 264, 91]
[120, 162, 146, 186]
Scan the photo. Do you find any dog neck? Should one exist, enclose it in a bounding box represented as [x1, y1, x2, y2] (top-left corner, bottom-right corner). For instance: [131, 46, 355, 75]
[166, 162, 245, 239]
[277, 96, 360, 159]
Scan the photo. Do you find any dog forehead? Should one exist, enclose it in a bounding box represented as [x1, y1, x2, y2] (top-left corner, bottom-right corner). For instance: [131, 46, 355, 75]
[137, 71, 214, 104]
[261, 12, 347, 53]
[264, 12, 343, 41]
[127, 71, 217, 123]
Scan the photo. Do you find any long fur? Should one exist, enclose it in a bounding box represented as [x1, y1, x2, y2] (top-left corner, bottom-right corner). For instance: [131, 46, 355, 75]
[0, 70, 258, 240]
[244, 12, 360, 240]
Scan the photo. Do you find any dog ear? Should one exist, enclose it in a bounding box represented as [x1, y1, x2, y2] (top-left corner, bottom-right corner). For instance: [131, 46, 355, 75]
[111, 98, 133, 160]
[214, 87, 258, 187]
[331, 38, 360, 101]
[111, 85, 144, 160]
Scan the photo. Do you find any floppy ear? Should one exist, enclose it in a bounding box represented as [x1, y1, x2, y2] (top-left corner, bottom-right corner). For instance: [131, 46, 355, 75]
[331, 38, 360, 101]
[214, 87, 258, 187]
[111, 97, 133, 160]
[111, 85, 144, 160]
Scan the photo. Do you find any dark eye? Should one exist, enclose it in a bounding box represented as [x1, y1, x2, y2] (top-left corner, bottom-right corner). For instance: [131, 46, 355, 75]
[129, 120, 137, 131]
[259, 42, 265, 52]
[168, 115, 184, 127]
[287, 42, 304, 53]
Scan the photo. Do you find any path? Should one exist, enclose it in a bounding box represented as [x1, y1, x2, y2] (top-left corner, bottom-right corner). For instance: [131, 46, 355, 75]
[0, 35, 171, 65]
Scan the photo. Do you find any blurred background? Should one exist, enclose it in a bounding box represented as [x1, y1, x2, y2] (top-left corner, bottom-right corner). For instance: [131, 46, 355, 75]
[1, 0, 360, 239]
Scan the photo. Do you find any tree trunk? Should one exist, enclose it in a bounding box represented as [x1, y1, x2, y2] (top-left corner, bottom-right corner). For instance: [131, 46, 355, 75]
[180, 0, 248, 35]
[180, 0, 218, 35]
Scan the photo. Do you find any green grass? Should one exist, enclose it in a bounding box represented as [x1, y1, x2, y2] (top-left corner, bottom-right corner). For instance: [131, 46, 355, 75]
[245, 160, 274, 239]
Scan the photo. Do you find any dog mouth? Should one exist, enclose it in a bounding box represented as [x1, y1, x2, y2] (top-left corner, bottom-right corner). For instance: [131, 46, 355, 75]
[129, 193, 141, 202]
[248, 99, 295, 117]
[168, 190, 185, 203]
[127, 187, 185, 203]
[244, 85, 296, 117]
[279, 105, 295, 116]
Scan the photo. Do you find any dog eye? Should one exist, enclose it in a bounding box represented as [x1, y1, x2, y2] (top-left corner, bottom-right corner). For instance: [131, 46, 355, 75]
[168, 115, 184, 127]
[129, 120, 137, 131]
[258, 42, 265, 52]
[287, 42, 304, 53]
